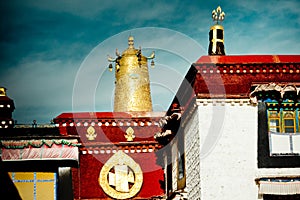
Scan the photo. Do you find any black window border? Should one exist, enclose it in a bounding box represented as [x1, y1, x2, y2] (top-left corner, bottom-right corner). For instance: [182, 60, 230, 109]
[258, 102, 300, 168]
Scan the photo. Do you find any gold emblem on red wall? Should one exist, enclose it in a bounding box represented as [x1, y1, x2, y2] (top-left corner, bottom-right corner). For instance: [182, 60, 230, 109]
[125, 127, 135, 141]
[99, 150, 143, 199]
[86, 126, 97, 140]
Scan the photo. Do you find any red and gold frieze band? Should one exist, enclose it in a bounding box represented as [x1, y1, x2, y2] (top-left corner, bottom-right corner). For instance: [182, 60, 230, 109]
[194, 56, 300, 74]
[56, 120, 158, 127]
[80, 142, 161, 154]
[54, 112, 164, 129]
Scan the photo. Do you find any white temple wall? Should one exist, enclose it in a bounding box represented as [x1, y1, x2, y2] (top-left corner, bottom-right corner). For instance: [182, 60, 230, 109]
[183, 100, 258, 199]
[197, 101, 258, 199]
[181, 99, 300, 199]
[183, 106, 201, 199]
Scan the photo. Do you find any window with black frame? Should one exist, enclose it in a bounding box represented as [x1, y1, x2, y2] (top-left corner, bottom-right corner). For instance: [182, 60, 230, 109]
[253, 83, 300, 168]
[266, 101, 300, 156]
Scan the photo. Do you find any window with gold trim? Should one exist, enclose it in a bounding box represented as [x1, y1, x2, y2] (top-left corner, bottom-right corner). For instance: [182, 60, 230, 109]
[283, 111, 296, 133]
[268, 110, 280, 133]
[268, 110, 298, 133]
[266, 102, 300, 156]
[254, 85, 300, 165]
[267, 106, 299, 134]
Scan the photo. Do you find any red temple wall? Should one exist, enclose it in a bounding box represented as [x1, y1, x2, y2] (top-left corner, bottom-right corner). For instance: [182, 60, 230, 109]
[194, 70, 300, 97]
[72, 152, 164, 199]
[59, 125, 159, 143]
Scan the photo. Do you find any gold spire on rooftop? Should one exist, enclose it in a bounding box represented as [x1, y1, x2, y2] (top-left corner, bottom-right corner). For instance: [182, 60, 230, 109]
[0, 87, 7, 96]
[128, 35, 134, 49]
[108, 36, 155, 112]
[208, 6, 226, 55]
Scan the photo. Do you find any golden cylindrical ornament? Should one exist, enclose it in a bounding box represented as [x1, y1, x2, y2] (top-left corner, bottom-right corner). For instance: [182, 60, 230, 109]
[113, 45, 152, 112]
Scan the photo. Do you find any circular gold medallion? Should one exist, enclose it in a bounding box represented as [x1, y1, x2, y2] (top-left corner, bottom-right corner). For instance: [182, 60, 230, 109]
[99, 150, 143, 199]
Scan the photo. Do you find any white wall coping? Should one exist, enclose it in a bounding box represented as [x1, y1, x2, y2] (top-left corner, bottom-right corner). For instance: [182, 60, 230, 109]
[196, 98, 252, 106]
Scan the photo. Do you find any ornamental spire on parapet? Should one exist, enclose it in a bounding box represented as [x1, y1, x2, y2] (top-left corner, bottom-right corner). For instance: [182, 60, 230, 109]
[107, 36, 155, 112]
[208, 6, 226, 55]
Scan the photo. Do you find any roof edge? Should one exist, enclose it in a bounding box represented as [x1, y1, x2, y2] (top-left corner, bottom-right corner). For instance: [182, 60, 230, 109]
[196, 55, 300, 64]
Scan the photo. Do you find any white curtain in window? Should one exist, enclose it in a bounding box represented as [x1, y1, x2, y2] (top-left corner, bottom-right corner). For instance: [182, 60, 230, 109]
[292, 135, 300, 154]
[270, 134, 291, 154]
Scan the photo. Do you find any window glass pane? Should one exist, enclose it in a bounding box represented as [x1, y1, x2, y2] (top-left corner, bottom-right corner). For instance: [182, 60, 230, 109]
[268, 110, 280, 132]
[285, 128, 295, 133]
[269, 120, 280, 132]
[283, 111, 295, 133]
[270, 119, 279, 126]
[269, 127, 280, 133]
[284, 119, 294, 127]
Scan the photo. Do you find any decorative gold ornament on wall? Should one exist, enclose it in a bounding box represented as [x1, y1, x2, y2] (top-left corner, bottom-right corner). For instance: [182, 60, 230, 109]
[125, 127, 135, 142]
[99, 150, 143, 199]
[86, 126, 97, 140]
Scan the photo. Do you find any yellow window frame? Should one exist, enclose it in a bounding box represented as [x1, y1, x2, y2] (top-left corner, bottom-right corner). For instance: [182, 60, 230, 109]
[268, 110, 281, 133]
[282, 111, 296, 133]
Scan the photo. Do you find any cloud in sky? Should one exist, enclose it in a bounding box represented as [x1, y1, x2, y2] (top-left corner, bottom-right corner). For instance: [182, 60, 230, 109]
[0, 0, 300, 123]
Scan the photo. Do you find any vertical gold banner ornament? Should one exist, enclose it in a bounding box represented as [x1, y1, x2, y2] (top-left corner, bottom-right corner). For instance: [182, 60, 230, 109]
[99, 151, 143, 199]
[107, 36, 155, 112]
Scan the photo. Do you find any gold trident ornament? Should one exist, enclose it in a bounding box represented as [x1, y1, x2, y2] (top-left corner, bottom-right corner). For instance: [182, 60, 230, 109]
[212, 6, 225, 24]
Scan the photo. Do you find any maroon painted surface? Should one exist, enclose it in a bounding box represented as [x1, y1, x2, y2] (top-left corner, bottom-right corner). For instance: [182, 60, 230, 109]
[72, 153, 164, 199]
[193, 55, 300, 98]
[171, 54, 300, 117]
[54, 112, 165, 199]
[193, 72, 300, 98]
[55, 112, 163, 121]
[60, 125, 159, 143]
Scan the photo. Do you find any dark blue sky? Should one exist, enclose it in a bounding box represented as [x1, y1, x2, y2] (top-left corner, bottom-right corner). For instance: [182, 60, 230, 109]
[1, 0, 300, 123]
